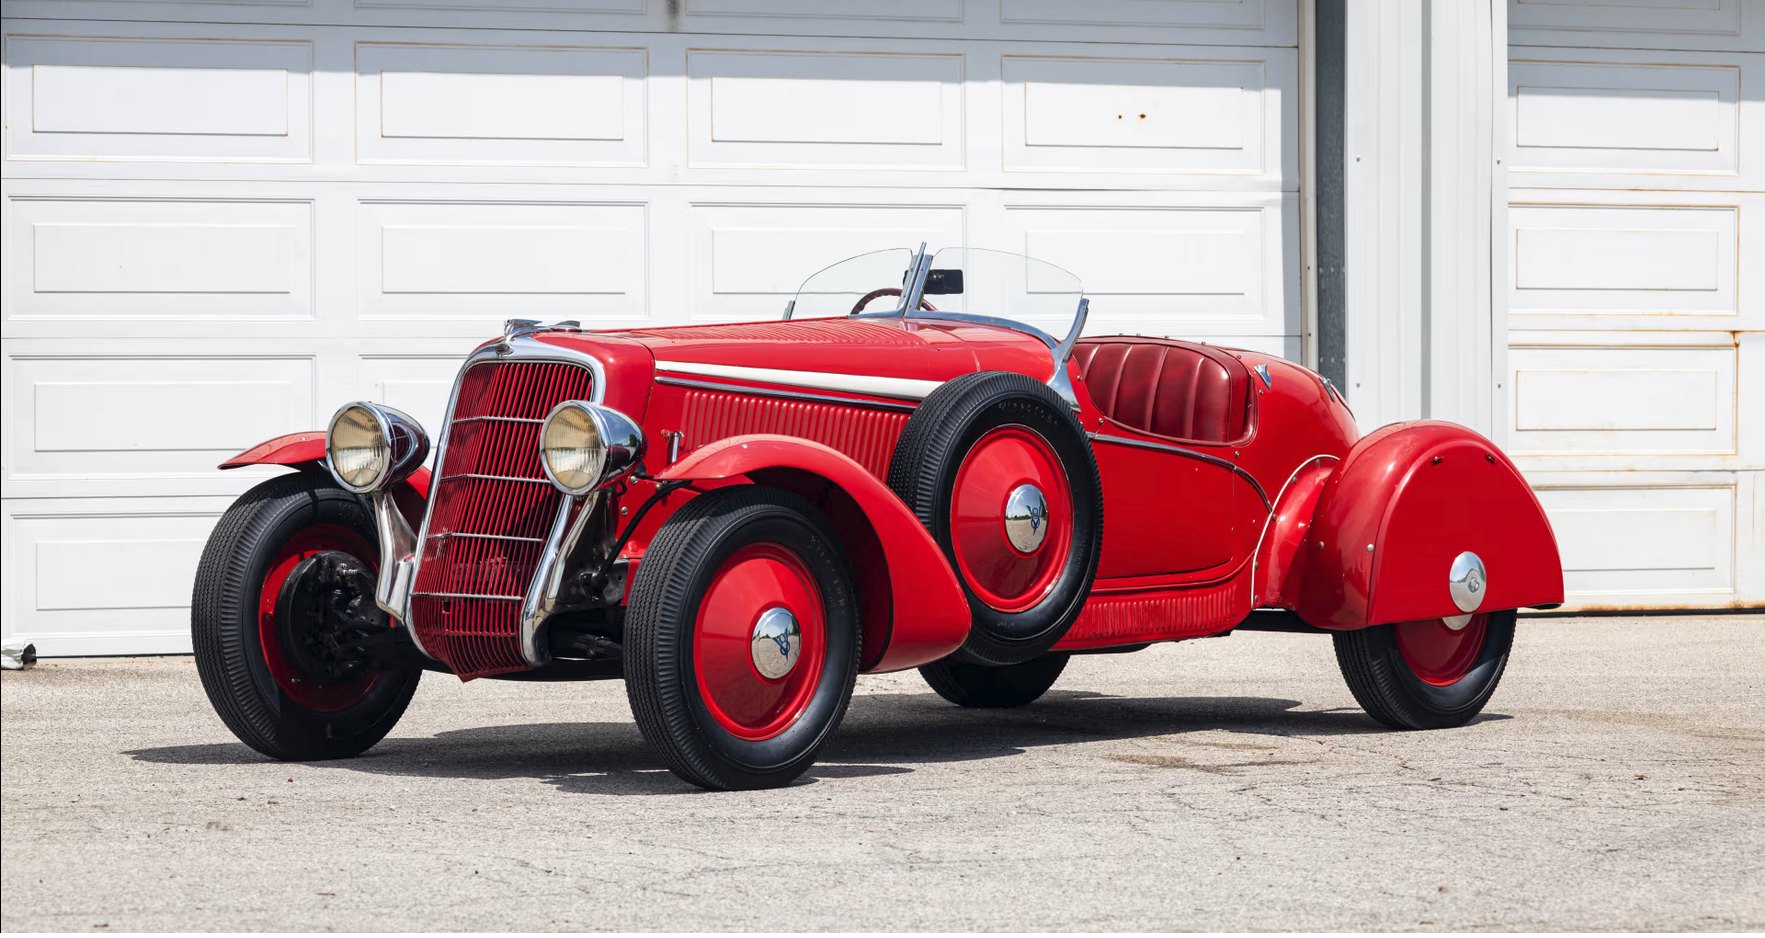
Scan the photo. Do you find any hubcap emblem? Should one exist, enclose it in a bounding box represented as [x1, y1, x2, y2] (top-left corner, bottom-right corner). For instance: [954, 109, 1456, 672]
[749, 606, 801, 679]
[1448, 551, 1487, 616]
[1004, 484, 1050, 554]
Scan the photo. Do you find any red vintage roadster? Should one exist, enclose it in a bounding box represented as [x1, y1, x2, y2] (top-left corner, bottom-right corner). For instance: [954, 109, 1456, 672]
[193, 246, 1563, 790]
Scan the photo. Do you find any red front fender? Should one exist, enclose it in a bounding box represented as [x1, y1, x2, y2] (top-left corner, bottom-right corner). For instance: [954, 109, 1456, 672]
[1293, 421, 1563, 630]
[657, 435, 971, 672]
[219, 430, 431, 507]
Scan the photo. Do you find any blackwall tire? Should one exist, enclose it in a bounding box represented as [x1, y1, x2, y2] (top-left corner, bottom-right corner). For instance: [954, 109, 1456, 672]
[1332, 610, 1516, 730]
[191, 472, 421, 761]
[623, 486, 860, 791]
[920, 653, 1069, 708]
[888, 371, 1102, 666]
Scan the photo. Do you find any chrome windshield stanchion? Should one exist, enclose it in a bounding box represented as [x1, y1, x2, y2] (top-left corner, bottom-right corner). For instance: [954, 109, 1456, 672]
[1048, 296, 1089, 411]
[519, 491, 602, 669]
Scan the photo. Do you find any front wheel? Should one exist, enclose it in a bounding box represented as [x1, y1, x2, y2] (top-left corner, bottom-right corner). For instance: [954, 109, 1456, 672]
[1332, 610, 1515, 729]
[624, 486, 860, 790]
[192, 473, 421, 760]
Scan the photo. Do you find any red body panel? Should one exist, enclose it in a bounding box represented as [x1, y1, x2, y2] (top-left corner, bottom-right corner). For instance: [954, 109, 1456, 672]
[1294, 421, 1564, 630]
[655, 435, 972, 672]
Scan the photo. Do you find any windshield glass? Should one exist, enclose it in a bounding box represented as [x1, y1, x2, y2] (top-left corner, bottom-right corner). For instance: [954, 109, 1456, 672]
[787, 245, 1086, 342]
[786, 248, 916, 319]
[917, 247, 1083, 338]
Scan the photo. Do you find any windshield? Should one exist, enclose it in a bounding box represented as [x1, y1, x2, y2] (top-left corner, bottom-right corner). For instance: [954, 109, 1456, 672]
[785, 244, 1086, 344]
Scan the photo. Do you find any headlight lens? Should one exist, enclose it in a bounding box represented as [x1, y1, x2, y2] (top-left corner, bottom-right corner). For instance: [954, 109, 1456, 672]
[540, 402, 607, 496]
[328, 404, 389, 492]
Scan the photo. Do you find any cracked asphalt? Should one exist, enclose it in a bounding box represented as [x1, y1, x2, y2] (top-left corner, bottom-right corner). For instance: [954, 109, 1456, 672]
[3, 615, 1762, 931]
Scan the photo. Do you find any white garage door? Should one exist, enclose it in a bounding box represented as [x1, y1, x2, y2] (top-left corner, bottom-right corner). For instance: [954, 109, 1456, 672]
[1, 0, 1301, 654]
[1506, 0, 1765, 610]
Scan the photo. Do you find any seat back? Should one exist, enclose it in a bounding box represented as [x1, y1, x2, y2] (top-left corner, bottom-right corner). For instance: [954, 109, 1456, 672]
[1072, 337, 1250, 444]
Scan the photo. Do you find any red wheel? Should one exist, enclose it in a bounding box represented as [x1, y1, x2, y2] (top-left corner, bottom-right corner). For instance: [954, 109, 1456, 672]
[193, 473, 421, 761]
[949, 426, 1074, 613]
[1333, 609, 1516, 730]
[1394, 613, 1490, 686]
[625, 486, 860, 790]
[692, 543, 829, 741]
[256, 524, 380, 712]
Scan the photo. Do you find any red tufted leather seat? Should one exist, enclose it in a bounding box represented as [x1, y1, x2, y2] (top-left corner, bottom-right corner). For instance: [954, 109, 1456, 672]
[1073, 337, 1251, 444]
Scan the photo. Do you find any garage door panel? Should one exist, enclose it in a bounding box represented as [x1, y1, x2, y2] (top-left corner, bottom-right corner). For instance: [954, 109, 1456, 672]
[4, 35, 313, 162]
[1002, 53, 1294, 182]
[357, 42, 648, 167]
[1536, 479, 1739, 601]
[685, 201, 964, 322]
[999, 0, 1295, 42]
[1000, 198, 1295, 338]
[1507, 50, 1765, 190]
[356, 200, 647, 320]
[2, 500, 231, 655]
[1507, 198, 1765, 331]
[6, 197, 314, 322]
[1509, 0, 1765, 53]
[1509, 342, 1737, 461]
[686, 49, 964, 171]
[5, 355, 317, 481]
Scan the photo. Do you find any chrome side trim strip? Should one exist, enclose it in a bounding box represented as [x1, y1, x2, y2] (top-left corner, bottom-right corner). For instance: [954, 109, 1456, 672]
[655, 375, 919, 413]
[656, 360, 941, 401]
[1087, 432, 1272, 510]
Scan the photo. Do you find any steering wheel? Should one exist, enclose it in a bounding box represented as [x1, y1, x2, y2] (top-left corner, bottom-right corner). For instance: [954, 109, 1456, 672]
[850, 287, 937, 316]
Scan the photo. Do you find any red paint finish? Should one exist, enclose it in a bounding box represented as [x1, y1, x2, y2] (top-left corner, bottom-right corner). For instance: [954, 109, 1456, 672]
[257, 524, 380, 712]
[1054, 573, 1250, 650]
[410, 359, 595, 679]
[692, 542, 827, 740]
[657, 435, 971, 672]
[1293, 421, 1564, 630]
[1251, 457, 1337, 607]
[949, 426, 1073, 613]
[220, 431, 326, 470]
[1395, 614, 1490, 685]
[678, 388, 909, 479]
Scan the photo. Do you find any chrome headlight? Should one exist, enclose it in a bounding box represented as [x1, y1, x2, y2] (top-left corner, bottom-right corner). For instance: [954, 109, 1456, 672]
[325, 402, 429, 493]
[540, 401, 645, 496]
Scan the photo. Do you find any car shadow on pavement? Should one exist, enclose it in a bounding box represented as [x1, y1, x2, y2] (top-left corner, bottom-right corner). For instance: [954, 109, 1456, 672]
[125, 691, 1508, 796]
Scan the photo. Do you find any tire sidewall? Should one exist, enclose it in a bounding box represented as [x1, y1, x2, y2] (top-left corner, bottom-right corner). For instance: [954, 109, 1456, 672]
[1375, 611, 1515, 718]
[194, 473, 420, 758]
[903, 373, 1101, 662]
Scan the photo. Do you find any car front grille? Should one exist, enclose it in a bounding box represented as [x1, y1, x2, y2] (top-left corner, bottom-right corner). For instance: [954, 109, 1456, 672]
[408, 359, 593, 679]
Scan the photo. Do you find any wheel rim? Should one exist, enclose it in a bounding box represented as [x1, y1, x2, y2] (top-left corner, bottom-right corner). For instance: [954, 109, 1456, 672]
[693, 542, 828, 741]
[1394, 613, 1490, 686]
[949, 425, 1074, 613]
[257, 523, 381, 712]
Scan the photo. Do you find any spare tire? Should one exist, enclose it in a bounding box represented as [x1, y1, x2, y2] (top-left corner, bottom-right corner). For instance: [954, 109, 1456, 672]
[887, 371, 1102, 666]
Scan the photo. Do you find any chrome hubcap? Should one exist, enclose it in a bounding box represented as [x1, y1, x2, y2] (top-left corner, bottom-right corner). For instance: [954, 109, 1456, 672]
[1446, 551, 1487, 629]
[1003, 483, 1050, 554]
[749, 606, 801, 679]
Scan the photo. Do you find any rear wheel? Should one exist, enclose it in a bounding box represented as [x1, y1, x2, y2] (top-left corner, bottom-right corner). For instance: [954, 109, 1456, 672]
[624, 487, 860, 790]
[192, 473, 421, 760]
[920, 653, 1069, 708]
[1332, 610, 1515, 729]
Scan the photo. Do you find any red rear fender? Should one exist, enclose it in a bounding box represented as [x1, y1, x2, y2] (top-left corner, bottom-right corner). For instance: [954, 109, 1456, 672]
[1292, 421, 1563, 630]
[656, 435, 971, 672]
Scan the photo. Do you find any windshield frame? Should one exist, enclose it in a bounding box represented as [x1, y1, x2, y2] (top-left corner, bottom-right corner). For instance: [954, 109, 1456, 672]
[839, 244, 1084, 351]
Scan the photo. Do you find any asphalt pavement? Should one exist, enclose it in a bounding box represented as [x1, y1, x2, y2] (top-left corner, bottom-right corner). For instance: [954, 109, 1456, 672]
[2, 615, 1761, 931]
